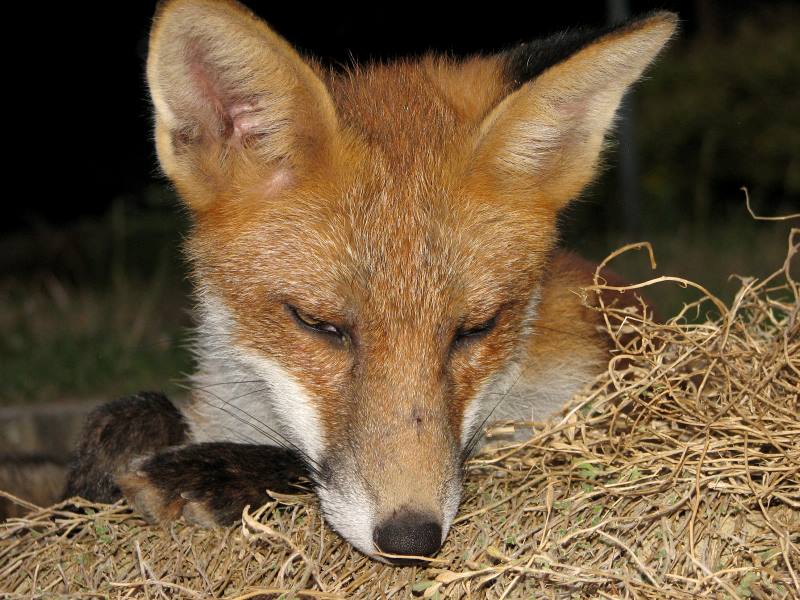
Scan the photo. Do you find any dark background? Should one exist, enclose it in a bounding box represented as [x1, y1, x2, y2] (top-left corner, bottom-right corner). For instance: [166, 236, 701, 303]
[3, 1, 798, 404]
[10, 0, 795, 228]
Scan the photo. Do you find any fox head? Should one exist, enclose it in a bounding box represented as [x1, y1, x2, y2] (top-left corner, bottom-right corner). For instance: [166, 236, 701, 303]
[147, 0, 676, 559]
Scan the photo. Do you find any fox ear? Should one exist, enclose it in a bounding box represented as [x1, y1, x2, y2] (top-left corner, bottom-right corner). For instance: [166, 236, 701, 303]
[147, 0, 337, 210]
[474, 12, 677, 208]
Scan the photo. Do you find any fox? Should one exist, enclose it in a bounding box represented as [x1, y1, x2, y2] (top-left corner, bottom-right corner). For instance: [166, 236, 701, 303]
[63, 0, 676, 562]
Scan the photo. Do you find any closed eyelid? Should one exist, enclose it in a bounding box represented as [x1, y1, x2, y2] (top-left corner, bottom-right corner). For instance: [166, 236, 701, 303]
[461, 313, 497, 331]
[460, 303, 506, 331]
[286, 302, 342, 323]
[285, 304, 353, 346]
[288, 304, 337, 327]
[453, 310, 502, 345]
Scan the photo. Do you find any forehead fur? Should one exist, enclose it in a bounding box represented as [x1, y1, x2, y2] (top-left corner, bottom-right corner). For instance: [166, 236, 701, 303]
[325, 57, 507, 168]
[190, 56, 554, 318]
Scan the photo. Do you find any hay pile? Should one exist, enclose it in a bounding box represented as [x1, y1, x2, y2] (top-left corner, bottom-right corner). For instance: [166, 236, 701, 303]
[2, 229, 798, 599]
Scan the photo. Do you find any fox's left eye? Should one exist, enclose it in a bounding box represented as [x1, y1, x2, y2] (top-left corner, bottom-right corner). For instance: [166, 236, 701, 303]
[453, 314, 498, 345]
[288, 305, 345, 339]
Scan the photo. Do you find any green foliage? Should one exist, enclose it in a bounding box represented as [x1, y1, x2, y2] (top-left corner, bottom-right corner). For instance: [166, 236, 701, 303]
[0, 196, 193, 404]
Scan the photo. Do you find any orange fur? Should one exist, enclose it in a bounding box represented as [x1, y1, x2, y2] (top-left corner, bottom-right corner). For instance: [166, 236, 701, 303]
[146, 0, 676, 556]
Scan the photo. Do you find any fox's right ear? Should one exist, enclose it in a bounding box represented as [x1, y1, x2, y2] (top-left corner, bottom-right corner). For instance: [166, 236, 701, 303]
[147, 0, 337, 210]
[472, 12, 676, 210]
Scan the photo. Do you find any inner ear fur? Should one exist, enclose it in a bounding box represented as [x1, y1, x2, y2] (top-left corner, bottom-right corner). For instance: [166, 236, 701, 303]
[473, 12, 677, 209]
[147, 0, 338, 209]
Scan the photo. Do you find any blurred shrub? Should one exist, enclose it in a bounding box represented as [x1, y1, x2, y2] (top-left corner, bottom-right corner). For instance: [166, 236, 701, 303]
[634, 4, 800, 228]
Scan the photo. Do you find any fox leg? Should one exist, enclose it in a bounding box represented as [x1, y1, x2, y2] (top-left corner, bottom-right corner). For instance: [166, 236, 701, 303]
[65, 392, 306, 526]
[117, 443, 306, 526]
[64, 392, 189, 503]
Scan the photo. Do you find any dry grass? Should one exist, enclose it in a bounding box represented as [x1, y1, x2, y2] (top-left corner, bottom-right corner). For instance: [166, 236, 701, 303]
[1, 227, 798, 599]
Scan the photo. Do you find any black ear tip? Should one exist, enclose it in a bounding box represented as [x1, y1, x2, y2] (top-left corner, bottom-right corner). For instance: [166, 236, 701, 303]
[504, 11, 679, 88]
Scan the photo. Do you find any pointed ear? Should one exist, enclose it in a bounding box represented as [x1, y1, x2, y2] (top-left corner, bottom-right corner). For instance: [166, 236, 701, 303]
[473, 12, 677, 208]
[147, 0, 338, 210]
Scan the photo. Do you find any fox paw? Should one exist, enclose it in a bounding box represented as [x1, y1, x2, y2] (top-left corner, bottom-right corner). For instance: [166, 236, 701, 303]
[118, 456, 224, 528]
[117, 443, 306, 527]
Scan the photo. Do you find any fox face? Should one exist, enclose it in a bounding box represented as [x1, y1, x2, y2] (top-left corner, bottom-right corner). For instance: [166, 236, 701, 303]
[182, 105, 554, 554]
[147, 0, 676, 558]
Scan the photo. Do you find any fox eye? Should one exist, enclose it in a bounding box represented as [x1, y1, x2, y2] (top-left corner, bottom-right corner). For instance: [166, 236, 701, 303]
[288, 305, 344, 339]
[453, 314, 498, 345]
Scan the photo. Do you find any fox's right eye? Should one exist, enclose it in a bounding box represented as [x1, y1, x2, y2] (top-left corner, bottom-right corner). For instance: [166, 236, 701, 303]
[452, 313, 499, 348]
[287, 305, 346, 341]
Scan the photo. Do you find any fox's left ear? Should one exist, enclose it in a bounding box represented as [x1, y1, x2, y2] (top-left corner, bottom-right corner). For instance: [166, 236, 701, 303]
[474, 12, 677, 208]
[147, 0, 338, 211]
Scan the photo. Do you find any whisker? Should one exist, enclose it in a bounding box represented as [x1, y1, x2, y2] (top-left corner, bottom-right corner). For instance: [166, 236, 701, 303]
[217, 423, 262, 445]
[190, 378, 273, 389]
[461, 358, 538, 461]
[175, 362, 328, 470]
[181, 384, 326, 480]
[193, 397, 325, 486]
[187, 388, 284, 447]
[178, 374, 330, 475]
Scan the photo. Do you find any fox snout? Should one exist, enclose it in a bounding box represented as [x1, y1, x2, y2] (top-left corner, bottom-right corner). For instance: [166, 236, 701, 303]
[316, 474, 458, 561]
[315, 395, 462, 561]
[317, 488, 451, 562]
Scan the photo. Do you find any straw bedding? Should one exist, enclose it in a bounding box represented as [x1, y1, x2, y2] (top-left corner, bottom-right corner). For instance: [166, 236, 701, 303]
[2, 228, 798, 599]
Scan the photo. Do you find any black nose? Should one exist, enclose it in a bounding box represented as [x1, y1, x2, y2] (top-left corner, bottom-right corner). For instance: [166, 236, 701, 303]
[373, 512, 442, 562]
